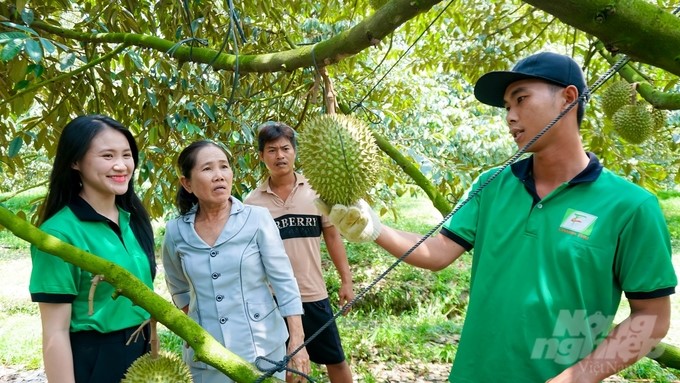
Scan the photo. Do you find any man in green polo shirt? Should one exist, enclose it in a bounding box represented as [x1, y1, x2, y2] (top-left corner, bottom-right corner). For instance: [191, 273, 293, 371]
[316, 52, 677, 382]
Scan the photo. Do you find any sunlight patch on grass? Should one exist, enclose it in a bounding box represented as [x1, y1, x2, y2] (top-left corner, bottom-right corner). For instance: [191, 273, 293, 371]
[0, 313, 42, 369]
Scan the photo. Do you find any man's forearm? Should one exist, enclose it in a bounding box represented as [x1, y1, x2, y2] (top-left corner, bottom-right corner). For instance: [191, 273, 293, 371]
[551, 311, 669, 382]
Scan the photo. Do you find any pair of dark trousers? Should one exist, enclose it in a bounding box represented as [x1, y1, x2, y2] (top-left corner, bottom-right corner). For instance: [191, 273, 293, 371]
[70, 324, 150, 383]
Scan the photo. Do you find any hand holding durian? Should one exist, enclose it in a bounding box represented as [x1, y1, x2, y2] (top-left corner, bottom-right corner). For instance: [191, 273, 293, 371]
[298, 114, 384, 242]
[315, 199, 382, 243]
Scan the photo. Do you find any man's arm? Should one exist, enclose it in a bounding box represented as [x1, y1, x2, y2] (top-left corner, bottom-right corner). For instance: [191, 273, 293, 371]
[376, 226, 466, 271]
[548, 295, 671, 383]
[322, 225, 354, 312]
[317, 199, 467, 271]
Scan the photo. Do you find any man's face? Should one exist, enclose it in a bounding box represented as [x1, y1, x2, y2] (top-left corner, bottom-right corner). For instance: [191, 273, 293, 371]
[260, 136, 296, 177]
[503, 79, 566, 151]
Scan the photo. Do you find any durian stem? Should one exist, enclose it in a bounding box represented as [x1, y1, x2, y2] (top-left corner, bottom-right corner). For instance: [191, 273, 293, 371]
[150, 318, 159, 359]
[630, 82, 639, 104]
[319, 66, 338, 114]
[88, 274, 105, 315]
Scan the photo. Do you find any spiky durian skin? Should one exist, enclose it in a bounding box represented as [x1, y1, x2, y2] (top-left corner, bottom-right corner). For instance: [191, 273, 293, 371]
[601, 81, 631, 118]
[612, 104, 654, 144]
[298, 114, 381, 206]
[651, 108, 666, 131]
[122, 351, 193, 383]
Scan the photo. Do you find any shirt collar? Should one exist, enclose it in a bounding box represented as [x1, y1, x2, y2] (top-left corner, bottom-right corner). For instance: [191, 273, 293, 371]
[258, 172, 307, 193]
[181, 196, 243, 223]
[510, 152, 603, 185]
[68, 196, 113, 222]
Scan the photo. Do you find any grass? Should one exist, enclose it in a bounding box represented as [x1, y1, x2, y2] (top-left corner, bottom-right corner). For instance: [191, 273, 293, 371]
[2, 190, 680, 381]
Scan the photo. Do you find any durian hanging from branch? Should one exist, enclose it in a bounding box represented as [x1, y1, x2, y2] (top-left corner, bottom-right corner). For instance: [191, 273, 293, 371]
[298, 114, 382, 206]
[600, 80, 667, 144]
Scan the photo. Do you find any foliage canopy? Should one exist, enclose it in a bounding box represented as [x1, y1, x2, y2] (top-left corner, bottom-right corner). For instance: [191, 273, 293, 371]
[1, 0, 679, 218]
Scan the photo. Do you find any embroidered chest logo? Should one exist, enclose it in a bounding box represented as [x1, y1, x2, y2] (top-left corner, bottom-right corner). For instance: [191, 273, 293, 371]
[559, 209, 598, 239]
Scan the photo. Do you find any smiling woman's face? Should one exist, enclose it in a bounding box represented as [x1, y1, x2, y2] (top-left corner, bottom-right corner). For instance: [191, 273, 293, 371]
[72, 126, 133, 202]
[180, 145, 233, 207]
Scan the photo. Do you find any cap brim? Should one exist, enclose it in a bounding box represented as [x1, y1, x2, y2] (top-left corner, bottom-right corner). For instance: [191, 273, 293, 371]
[473, 71, 540, 107]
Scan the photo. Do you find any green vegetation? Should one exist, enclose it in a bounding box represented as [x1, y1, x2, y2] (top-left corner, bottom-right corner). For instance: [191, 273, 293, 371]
[2, 191, 680, 381]
[660, 190, 680, 251]
[619, 358, 680, 383]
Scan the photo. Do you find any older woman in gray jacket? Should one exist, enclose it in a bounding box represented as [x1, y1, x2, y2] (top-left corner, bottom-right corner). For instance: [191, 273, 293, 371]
[162, 140, 310, 383]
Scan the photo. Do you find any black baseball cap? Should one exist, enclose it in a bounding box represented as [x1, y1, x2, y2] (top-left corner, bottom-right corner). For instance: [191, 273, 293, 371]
[473, 52, 587, 107]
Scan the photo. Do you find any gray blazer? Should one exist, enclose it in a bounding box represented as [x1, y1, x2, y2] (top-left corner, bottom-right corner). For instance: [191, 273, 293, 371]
[162, 197, 303, 376]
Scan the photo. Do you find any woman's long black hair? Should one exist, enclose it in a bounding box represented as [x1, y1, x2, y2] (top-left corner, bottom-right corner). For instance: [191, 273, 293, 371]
[40, 115, 156, 279]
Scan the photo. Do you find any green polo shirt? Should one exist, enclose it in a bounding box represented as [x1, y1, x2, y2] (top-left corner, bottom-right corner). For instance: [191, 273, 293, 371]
[441, 153, 676, 382]
[30, 197, 153, 333]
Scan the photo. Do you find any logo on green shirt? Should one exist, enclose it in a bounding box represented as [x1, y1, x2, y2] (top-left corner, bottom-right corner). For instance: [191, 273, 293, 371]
[559, 209, 598, 239]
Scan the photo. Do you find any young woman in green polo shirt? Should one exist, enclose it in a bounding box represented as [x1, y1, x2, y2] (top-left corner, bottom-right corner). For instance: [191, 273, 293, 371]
[29, 115, 156, 383]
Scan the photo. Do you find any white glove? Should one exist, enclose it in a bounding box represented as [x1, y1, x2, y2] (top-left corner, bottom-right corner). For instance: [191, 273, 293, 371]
[314, 199, 382, 243]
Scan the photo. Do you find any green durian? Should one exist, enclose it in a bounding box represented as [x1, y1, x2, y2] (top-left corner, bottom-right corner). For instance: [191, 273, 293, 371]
[298, 114, 381, 206]
[601, 81, 632, 118]
[122, 351, 193, 383]
[612, 104, 654, 144]
[651, 108, 666, 131]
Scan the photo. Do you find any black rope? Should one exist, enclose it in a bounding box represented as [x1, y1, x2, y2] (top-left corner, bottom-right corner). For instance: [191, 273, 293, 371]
[253, 355, 317, 383]
[180, 0, 195, 60]
[362, 51, 637, 284]
[251, 5, 680, 382]
[352, 0, 680, 271]
[224, 0, 240, 114]
[258, 52, 630, 383]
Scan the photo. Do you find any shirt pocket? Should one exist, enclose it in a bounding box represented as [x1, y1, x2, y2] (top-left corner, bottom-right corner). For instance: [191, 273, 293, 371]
[246, 300, 288, 356]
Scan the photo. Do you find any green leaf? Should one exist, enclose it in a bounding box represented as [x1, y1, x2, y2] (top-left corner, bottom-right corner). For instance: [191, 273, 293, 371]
[13, 79, 30, 90]
[28, 63, 44, 78]
[0, 39, 24, 61]
[39, 38, 56, 54]
[0, 32, 27, 44]
[201, 102, 216, 122]
[24, 39, 43, 63]
[21, 9, 34, 26]
[59, 52, 76, 70]
[50, 40, 70, 52]
[190, 17, 204, 34]
[176, 119, 186, 132]
[0, 22, 38, 36]
[146, 90, 158, 107]
[126, 49, 145, 70]
[8, 137, 23, 158]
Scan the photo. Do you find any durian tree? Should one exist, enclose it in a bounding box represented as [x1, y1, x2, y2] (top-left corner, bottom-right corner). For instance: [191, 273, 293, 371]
[3, 0, 680, 380]
[1, 0, 680, 218]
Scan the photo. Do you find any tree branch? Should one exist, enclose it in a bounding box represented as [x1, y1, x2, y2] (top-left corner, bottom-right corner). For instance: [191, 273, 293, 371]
[595, 42, 680, 110]
[26, 0, 442, 73]
[523, 0, 680, 77]
[371, 131, 452, 216]
[0, 205, 283, 383]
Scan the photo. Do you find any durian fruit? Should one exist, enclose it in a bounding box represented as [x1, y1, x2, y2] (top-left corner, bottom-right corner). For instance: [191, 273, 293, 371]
[650, 108, 667, 131]
[122, 351, 193, 383]
[298, 114, 381, 206]
[601, 81, 632, 118]
[612, 104, 654, 144]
